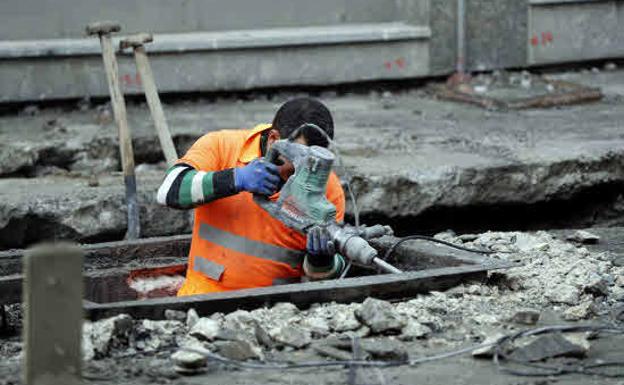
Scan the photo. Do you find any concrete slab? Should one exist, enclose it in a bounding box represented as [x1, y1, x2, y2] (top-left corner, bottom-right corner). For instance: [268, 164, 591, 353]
[1, 68, 624, 248]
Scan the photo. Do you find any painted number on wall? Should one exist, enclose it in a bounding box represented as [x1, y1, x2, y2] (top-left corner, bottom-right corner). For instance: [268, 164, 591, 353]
[384, 57, 407, 71]
[530, 31, 554, 47]
[122, 73, 142, 87]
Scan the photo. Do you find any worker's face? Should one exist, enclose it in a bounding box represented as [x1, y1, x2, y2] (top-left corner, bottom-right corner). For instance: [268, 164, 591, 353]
[266, 129, 307, 181]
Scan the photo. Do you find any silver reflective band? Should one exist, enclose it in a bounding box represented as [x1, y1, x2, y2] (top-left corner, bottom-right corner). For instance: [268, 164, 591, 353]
[199, 223, 304, 268]
[193, 257, 225, 281]
[272, 277, 301, 286]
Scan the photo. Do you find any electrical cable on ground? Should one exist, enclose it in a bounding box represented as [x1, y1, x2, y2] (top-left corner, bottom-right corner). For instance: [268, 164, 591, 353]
[182, 324, 624, 378]
[384, 234, 510, 262]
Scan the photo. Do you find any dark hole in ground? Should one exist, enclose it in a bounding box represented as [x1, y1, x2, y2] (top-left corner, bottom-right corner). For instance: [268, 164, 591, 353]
[1, 181, 623, 251]
[353, 182, 624, 237]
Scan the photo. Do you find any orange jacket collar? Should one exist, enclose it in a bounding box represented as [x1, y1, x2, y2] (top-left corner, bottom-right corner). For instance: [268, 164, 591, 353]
[238, 124, 272, 164]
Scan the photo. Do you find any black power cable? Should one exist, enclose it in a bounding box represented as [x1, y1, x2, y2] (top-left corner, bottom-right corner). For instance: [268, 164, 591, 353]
[384, 234, 505, 262]
[181, 324, 624, 379]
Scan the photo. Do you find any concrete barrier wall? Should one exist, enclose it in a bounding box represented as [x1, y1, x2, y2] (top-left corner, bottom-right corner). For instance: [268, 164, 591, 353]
[528, 0, 624, 65]
[0, 0, 623, 102]
[0, 0, 428, 39]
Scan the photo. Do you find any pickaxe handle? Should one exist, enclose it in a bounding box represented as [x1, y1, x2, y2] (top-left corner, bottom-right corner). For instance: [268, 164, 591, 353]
[97, 34, 140, 239]
[132, 46, 178, 167]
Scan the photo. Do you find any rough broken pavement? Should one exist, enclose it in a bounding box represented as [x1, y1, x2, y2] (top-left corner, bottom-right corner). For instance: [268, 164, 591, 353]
[2, 227, 623, 384]
[2, 68, 624, 248]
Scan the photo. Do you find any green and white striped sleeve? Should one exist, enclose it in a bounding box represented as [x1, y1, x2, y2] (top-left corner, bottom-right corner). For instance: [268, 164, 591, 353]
[156, 163, 238, 209]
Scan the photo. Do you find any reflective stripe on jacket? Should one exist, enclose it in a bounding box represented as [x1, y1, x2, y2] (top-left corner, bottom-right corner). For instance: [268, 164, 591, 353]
[177, 124, 345, 295]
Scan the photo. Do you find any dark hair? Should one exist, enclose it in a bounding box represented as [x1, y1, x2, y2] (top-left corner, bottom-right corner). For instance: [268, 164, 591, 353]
[271, 97, 334, 147]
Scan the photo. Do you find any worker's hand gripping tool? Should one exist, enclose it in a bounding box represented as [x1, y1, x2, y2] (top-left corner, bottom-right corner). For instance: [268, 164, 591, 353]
[253, 140, 400, 274]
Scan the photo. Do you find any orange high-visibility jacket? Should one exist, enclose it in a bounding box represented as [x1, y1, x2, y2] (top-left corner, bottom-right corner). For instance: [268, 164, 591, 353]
[177, 124, 345, 296]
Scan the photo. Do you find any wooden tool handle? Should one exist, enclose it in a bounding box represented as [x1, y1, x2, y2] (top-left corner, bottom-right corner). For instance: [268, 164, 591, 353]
[133, 47, 178, 166]
[99, 36, 136, 177]
[98, 35, 140, 239]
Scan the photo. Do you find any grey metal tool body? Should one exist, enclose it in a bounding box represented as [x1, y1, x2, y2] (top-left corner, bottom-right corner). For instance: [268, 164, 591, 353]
[120, 33, 178, 167]
[86, 21, 140, 239]
[253, 140, 401, 274]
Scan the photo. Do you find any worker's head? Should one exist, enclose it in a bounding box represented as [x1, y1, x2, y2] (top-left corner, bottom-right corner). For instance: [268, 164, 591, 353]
[266, 97, 334, 182]
[268, 97, 334, 148]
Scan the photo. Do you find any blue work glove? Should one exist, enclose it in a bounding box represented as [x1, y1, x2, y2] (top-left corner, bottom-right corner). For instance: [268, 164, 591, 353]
[234, 158, 281, 195]
[306, 226, 336, 267]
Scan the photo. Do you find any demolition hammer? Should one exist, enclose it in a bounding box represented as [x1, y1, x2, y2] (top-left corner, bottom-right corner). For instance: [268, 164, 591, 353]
[253, 139, 402, 274]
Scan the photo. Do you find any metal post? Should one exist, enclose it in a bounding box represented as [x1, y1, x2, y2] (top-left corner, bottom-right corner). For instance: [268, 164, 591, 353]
[23, 243, 84, 385]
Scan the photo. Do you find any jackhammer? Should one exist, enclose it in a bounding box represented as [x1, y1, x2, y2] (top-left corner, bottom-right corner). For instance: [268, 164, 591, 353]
[253, 139, 403, 275]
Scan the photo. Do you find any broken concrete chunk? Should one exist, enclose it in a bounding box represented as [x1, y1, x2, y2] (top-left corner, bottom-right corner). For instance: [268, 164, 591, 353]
[301, 316, 330, 337]
[141, 319, 184, 335]
[563, 333, 591, 352]
[511, 309, 540, 325]
[564, 301, 596, 321]
[458, 234, 479, 242]
[584, 275, 609, 297]
[545, 284, 580, 305]
[186, 308, 200, 329]
[329, 308, 361, 332]
[213, 340, 263, 361]
[271, 302, 299, 319]
[356, 298, 405, 334]
[509, 333, 589, 362]
[84, 314, 133, 358]
[136, 319, 184, 351]
[466, 284, 484, 295]
[312, 344, 353, 361]
[612, 305, 624, 322]
[165, 309, 187, 322]
[189, 318, 220, 341]
[215, 326, 257, 346]
[171, 349, 207, 369]
[270, 326, 311, 349]
[400, 320, 431, 341]
[323, 335, 353, 350]
[444, 285, 466, 297]
[254, 322, 274, 349]
[338, 325, 371, 339]
[433, 230, 456, 242]
[567, 230, 600, 244]
[223, 310, 256, 332]
[82, 325, 96, 361]
[359, 338, 408, 361]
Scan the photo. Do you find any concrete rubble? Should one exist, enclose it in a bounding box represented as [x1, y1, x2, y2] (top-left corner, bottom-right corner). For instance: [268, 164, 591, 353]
[0, 229, 607, 371]
[0, 227, 622, 384]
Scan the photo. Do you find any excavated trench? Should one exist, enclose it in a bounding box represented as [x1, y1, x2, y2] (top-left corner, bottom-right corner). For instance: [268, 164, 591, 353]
[358, 181, 624, 237]
[0, 229, 506, 331]
[0, 179, 622, 251]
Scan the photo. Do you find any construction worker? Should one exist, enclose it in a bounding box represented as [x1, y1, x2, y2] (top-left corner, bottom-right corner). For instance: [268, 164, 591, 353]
[157, 98, 345, 295]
